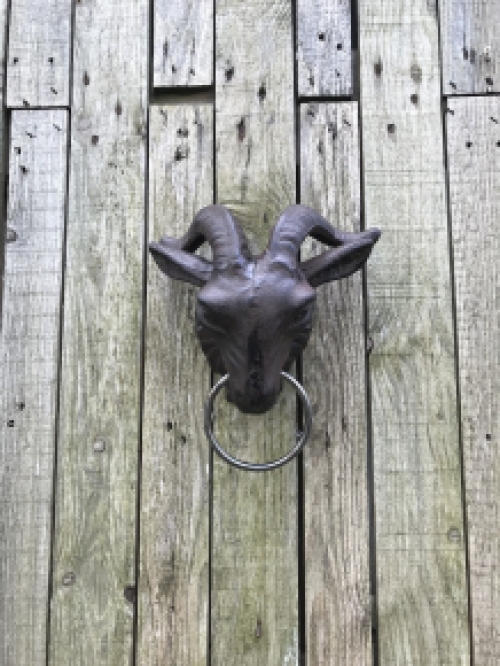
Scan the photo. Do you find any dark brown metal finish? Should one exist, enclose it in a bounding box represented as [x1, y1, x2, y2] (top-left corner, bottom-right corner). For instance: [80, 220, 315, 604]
[150, 205, 380, 414]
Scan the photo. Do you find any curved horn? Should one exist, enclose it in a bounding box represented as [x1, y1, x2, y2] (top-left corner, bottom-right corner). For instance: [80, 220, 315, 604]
[267, 204, 362, 267]
[176, 204, 251, 271]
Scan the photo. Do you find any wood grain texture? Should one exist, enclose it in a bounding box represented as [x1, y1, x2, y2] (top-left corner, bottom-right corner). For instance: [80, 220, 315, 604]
[300, 102, 372, 665]
[0, 0, 10, 317]
[440, 0, 500, 95]
[7, 0, 72, 107]
[446, 96, 500, 665]
[359, 2, 470, 663]
[153, 0, 213, 87]
[0, 110, 68, 666]
[137, 104, 213, 665]
[212, 1, 298, 664]
[49, 1, 147, 663]
[297, 0, 352, 97]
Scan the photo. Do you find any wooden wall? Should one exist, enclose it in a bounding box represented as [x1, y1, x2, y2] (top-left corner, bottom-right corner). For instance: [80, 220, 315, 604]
[0, 0, 499, 664]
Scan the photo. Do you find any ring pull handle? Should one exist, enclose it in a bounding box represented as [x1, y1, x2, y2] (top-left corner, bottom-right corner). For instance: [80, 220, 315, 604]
[204, 372, 313, 472]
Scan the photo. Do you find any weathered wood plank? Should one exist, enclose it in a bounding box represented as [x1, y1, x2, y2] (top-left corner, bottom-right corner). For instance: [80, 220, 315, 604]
[49, 1, 147, 663]
[446, 96, 500, 665]
[0, 0, 11, 317]
[153, 0, 213, 88]
[137, 104, 213, 665]
[7, 0, 72, 107]
[212, 0, 298, 663]
[440, 0, 500, 95]
[300, 102, 372, 665]
[297, 0, 352, 97]
[358, 3, 470, 663]
[0, 110, 68, 666]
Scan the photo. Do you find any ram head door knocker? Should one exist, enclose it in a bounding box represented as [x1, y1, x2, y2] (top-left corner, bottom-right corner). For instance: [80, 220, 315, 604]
[150, 204, 380, 471]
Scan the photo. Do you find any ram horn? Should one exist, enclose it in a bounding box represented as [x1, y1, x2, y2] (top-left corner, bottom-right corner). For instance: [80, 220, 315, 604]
[267, 204, 370, 268]
[170, 204, 251, 271]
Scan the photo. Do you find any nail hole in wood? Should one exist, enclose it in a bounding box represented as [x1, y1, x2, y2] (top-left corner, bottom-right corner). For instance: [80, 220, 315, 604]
[62, 572, 76, 586]
[318, 32, 326, 41]
[465, 140, 472, 148]
[91, 135, 99, 145]
[410, 93, 419, 104]
[166, 421, 173, 431]
[6, 228, 17, 242]
[13, 57, 18, 64]
[374, 60, 382, 76]
[7, 420, 14, 427]
[225, 66, 234, 82]
[486, 76, 494, 86]
[337, 43, 342, 50]
[124, 586, 136, 603]
[14, 147, 21, 154]
[83, 72, 90, 85]
[387, 123, 396, 134]
[486, 433, 492, 440]
[237, 118, 246, 142]
[258, 84, 266, 101]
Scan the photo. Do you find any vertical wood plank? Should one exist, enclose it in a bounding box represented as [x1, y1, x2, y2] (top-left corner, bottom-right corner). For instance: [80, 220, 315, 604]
[300, 102, 372, 665]
[0, 0, 11, 317]
[137, 104, 213, 665]
[297, 0, 352, 97]
[212, 0, 298, 664]
[6, 0, 72, 107]
[440, 0, 500, 95]
[153, 0, 213, 88]
[49, 1, 147, 663]
[0, 110, 68, 666]
[358, 2, 471, 663]
[446, 96, 500, 665]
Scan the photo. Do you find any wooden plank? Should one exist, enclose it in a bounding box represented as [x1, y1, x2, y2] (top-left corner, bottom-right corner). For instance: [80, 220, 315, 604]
[446, 96, 500, 665]
[137, 104, 213, 665]
[358, 3, 471, 663]
[0, 0, 11, 317]
[212, 0, 298, 663]
[440, 0, 500, 95]
[153, 0, 213, 88]
[7, 0, 72, 107]
[0, 110, 68, 666]
[49, 1, 147, 663]
[300, 102, 372, 665]
[297, 0, 352, 97]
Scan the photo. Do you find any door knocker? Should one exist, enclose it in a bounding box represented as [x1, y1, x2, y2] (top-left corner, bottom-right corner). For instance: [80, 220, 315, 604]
[150, 204, 380, 471]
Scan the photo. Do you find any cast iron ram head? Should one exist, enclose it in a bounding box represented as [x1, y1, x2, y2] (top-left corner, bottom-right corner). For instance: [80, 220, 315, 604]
[150, 205, 380, 414]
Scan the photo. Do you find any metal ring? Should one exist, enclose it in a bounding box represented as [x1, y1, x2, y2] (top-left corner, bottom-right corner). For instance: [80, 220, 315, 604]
[204, 372, 313, 472]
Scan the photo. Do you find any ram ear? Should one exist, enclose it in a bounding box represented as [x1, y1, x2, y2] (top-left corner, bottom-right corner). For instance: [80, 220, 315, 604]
[149, 239, 212, 287]
[300, 228, 380, 288]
